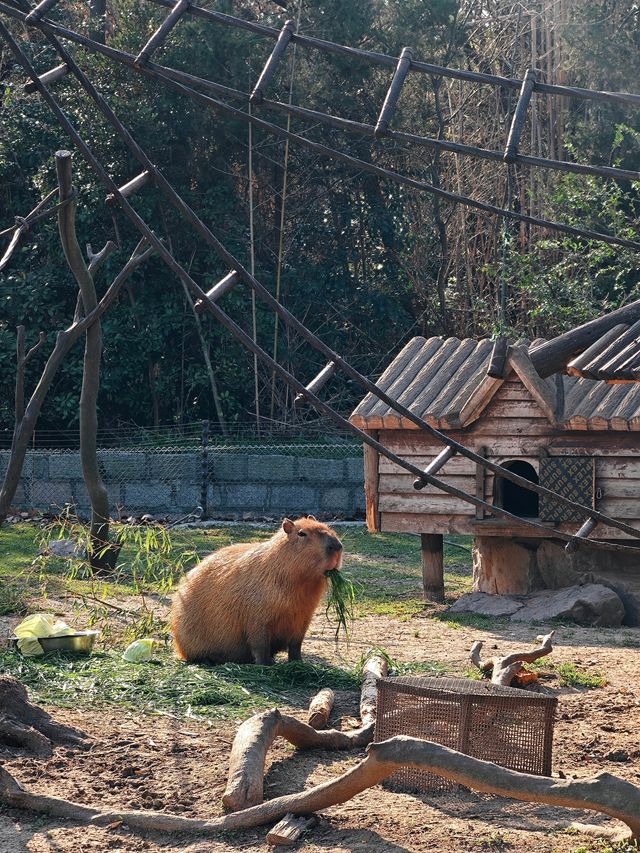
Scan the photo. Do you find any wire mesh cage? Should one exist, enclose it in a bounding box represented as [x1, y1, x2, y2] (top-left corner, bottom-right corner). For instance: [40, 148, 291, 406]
[374, 676, 557, 794]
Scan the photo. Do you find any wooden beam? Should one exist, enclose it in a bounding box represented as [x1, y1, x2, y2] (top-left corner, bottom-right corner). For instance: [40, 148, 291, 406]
[530, 303, 640, 378]
[413, 445, 457, 490]
[566, 324, 630, 377]
[565, 517, 598, 553]
[475, 446, 487, 520]
[194, 270, 240, 312]
[24, 63, 68, 93]
[421, 533, 444, 602]
[487, 336, 509, 378]
[267, 814, 317, 846]
[374, 46, 413, 137]
[508, 345, 557, 425]
[363, 431, 380, 533]
[250, 20, 295, 105]
[294, 362, 336, 408]
[106, 171, 151, 206]
[25, 0, 59, 24]
[134, 0, 192, 67]
[504, 69, 537, 163]
[145, 0, 640, 109]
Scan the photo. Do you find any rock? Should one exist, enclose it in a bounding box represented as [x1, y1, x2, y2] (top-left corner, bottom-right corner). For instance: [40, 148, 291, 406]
[40, 538, 86, 559]
[449, 592, 523, 618]
[604, 749, 629, 762]
[510, 583, 625, 627]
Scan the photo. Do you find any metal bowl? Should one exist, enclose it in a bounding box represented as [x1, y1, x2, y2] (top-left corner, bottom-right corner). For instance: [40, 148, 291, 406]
[9, 631, 100, 654]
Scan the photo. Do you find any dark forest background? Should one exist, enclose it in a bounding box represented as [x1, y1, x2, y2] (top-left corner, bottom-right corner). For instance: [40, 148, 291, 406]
[1, 0, 639, 439]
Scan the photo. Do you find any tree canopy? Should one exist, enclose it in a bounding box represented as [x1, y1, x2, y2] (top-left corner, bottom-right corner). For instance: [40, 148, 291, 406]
[1, 0, 638, 438]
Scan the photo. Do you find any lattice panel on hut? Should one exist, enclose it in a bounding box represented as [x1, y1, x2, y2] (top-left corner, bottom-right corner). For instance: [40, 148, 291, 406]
[374, 677, 557, 794]
[539, 457, 596, 522]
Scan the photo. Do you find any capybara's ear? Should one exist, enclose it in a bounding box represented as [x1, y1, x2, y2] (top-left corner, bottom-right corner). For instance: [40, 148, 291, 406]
[282, 518, 295, 534]
[306, 514, 316, 521]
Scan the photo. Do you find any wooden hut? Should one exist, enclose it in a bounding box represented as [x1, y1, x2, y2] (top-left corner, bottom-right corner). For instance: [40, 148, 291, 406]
[350, 336, 640, 600]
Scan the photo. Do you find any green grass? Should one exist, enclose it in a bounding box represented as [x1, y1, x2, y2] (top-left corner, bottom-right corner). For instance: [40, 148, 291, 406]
[0, 647, 360, 720]
[554, 662, 606, 689]
[0, 522, 474, 717]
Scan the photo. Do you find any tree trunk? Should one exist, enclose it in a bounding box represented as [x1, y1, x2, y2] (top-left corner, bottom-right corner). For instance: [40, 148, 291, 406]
[0, 676, 89, 756]
[0, 241, 153, 525]
[1, 736, 638, 841]
[56, 151, 114, 573]
[88, 0, 106, 45]
[421, 533, 444, 602]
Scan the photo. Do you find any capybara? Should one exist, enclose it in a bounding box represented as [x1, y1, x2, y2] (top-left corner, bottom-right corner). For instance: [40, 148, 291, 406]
[171, 516, 343, 664]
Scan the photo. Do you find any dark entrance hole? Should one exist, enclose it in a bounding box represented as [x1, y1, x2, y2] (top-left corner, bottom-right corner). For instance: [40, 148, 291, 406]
[496, 460, 539, 519]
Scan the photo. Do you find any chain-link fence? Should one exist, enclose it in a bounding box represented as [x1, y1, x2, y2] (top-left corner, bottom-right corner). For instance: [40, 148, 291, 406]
[1, 422, 365, 520]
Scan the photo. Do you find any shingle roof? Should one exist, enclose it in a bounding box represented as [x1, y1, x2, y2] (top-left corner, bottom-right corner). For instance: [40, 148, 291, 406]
[349, 336, 640, 430]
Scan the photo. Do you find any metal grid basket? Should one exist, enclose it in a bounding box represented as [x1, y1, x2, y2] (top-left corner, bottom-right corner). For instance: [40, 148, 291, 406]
[374, 676, 557, 794]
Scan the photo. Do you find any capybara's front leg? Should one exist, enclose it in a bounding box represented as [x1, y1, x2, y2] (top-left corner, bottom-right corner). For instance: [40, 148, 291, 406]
[288, 637, 303, 662]
[248, 628, 275, 666]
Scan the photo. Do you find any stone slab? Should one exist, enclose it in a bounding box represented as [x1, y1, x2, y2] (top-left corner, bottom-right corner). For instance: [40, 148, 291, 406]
[30, 480, 74, 510]
[345, 457, 364, 483]
[320, 487, 352, 512]
[49, 452, 82, 479]
[245, 455, 295, 482]
[298, 458, 344, 482]
[224, 484, 269, 509]
[449, 592, 523, 618]
[211, 455, 248, 482]
[511, 583, 625, 627]
[269, 484, 318, 514]
[146, 452, 199, 483]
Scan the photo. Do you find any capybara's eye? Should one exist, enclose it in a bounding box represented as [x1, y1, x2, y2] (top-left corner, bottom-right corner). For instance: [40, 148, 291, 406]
[298, 531, 307, 537]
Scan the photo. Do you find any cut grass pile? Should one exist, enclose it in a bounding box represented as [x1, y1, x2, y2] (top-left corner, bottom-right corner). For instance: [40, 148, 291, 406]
[0, 648, 361, 720]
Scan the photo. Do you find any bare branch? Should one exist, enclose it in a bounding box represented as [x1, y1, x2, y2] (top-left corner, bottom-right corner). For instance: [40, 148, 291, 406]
[86, 239, 117, 276]
[23, 331, 47, 366]
[470, 632, 555, 686]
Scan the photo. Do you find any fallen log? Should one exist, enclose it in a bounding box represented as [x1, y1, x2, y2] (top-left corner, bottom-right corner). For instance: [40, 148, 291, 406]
[221, 709, 373, 811]
[360, 653, 388, 726]
[266, 812, 317, 846]
[1, 737, 638, 841]
[307, 688, 334, 730]
[223, 652, 387, 811]
[470, 632, 555, 686]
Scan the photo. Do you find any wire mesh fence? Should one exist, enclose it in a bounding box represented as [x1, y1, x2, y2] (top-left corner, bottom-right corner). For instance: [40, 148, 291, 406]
[2, 421, 365, 520]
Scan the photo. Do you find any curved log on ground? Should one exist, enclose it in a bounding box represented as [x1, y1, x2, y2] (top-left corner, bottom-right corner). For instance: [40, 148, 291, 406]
[307, 688, 334, 730]
[1, 737, 638, 841]
[470, 632, 555, 686]
[222, 709, 374, 811]
[0, 676, 89, 756]
[223, 653, 388, 811]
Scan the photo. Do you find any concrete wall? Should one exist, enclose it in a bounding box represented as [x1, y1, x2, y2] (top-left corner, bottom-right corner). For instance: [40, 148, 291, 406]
[1, 449, 365, 519]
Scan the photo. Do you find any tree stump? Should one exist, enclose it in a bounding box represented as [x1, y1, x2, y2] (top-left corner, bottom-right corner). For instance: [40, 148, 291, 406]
[0, 676, 89, 756]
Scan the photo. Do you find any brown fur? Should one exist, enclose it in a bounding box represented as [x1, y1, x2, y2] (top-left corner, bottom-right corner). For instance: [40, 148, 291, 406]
[171, 516, 343, 664]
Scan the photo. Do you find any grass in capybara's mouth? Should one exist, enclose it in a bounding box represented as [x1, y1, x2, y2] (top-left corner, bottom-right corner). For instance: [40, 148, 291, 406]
[325, 568, 357, 640]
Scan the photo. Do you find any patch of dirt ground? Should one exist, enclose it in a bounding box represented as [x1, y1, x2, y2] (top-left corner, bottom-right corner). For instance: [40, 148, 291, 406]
[1, 608, 639, 852]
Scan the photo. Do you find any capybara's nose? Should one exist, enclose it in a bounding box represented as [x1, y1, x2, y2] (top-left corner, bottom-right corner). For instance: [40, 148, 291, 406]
[327, 539, 343, 553]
